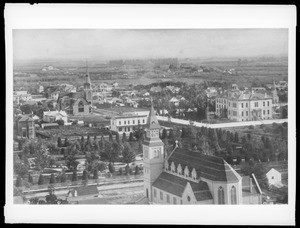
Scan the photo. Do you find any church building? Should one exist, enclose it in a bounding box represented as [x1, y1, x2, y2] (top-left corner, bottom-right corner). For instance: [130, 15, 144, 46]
[57, 62, 92, 116]
[143, 104, 262, 204]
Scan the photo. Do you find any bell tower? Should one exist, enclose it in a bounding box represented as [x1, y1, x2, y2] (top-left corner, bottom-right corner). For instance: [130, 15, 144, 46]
[143, 102, 164, 203]
[84, 61, 93, 105]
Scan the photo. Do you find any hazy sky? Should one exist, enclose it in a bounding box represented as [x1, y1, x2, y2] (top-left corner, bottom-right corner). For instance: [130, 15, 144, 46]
[13, 29, 288, 61]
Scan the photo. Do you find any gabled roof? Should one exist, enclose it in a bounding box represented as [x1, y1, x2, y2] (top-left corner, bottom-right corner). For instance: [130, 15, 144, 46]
[152, 172, 212, 201]
[168, 148, 241, 182]
[18, 115, 34, 122]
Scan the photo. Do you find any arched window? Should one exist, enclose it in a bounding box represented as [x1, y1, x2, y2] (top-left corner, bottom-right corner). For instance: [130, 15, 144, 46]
[231, 186, 237, 204]
[78, 101, 84, 112]
[218, 186, 225, 204]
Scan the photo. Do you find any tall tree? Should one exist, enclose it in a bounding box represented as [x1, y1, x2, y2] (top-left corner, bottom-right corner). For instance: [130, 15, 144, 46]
[49, 173, 56, 184]
[71, 171, 78, 182]
[93, 167, 99, 179]
[38, 174, 45, 185]
[122, 144, 135, 165]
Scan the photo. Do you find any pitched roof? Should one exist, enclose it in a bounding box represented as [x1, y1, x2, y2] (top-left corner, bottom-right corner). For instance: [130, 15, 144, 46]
[152, 172, 212, 201]
[168, 148, 241, 182]
[18, 115, 34, 122]
[75, 185, 98, 196]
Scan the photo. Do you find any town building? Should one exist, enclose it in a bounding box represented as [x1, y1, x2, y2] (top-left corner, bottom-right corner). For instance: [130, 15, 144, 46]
[143, 105, 262, 204]
[16, 115, 35, 138]
[57, 63, 92, 116]
[43, 110, 68, 124]
[216, 88, 274, 121]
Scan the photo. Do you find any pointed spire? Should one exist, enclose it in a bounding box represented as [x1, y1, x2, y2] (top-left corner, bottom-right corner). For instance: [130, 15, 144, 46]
[85, 60, 91, 85]
[146, 99, 160, 129]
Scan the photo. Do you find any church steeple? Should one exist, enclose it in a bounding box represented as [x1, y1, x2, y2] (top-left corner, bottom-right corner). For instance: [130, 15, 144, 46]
[85, 61, 91, 86]
[147, 100, 160, 130]
[83, 61, 92, 105]
[143, 100, 164, 202]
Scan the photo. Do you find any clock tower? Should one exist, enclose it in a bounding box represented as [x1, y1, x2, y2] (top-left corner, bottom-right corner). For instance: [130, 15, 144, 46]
[143, 103, 164, 202]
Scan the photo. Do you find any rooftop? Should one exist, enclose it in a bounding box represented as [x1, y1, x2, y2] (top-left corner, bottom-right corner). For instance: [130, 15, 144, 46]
[168, 148, 241, 182]
[152, 172, 213, 201]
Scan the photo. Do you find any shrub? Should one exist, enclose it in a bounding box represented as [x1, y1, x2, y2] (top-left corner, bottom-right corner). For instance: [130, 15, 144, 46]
[28, 174, 34, 184]
[49, 173, 56, 184]
[71, 171, 78, 182]
[108, 163, 115, 174]
[60, 173, 66, 183]
[16, 176, 23, 187]
[119, 167, 123, 175]
[93, 168, 99, 179]
[98, 162, 106, 172]
[135, 165, 140, 175]
[38, 174, 45, 185]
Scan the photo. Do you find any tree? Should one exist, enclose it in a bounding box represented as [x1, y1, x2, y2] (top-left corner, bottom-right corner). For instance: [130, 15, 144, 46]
[82, 170, 89, 181]
[28, 174, 34, 185]
[125, 164, 130, 175]
[49, 173, 56, 184]
[108, 163, 115, 174]
[93, 167, 99, 179]
[56, 119, 64, 126]
[98, 162, 106, 172]
[129, 132, 134, 142]
[16, 176, 23, 187]
[122, 132, 127, 143]
[101, 141, 121, 164]
[122, 144, 135, 165]
[60, 172, 67, 183]
[119, 167, 123, 175]
[135, 165, 140, 175]
[109, 133, 113, 142]
[234, 132, 239, 143]
[71, 171, 78, 182]
[38, 174, 45, 185]
[115, 133, 120, 143]
[161, 128, 168, 139]
[64, 138, 69, 147]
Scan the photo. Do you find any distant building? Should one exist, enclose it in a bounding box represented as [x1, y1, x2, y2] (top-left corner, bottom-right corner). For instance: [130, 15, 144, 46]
[43, 110, 68, 124]
[266, 168, 282, 186]
[17, 115, 35, 138]
[216, 89, 273, 121]
[57, 63, 92, 116]
[143, 104, 262, 204]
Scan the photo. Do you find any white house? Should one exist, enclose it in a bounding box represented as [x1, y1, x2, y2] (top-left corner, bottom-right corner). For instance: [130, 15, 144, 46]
[43, 110, 68, 124]
[266, 168, 282, 186]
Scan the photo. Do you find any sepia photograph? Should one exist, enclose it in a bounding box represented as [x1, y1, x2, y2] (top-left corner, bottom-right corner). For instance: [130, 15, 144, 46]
[5, 4, 296, 225]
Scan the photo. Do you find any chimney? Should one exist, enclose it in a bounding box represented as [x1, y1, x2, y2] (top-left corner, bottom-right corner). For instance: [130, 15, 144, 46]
[249, 177, 253, 193]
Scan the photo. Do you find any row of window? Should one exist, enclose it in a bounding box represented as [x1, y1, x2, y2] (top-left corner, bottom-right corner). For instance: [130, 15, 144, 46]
[118, 119, 145, 126]
[230, 110, 270, 117]
[154, 189, 182, 204]
[118, 126, 132, 132]
[227, 101, 270, 108]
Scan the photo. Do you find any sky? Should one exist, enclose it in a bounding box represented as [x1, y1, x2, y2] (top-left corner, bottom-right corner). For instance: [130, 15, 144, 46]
[13, 29, 288, 61]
